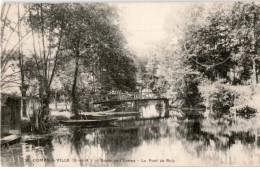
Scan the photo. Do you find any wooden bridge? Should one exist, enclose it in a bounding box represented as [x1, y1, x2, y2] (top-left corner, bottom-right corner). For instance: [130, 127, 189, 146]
[92, 92, 169, 107]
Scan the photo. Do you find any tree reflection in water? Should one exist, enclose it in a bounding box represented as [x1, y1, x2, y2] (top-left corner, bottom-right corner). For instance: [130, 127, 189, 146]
[1, 137, 55, 167]
[175, 110, 260, 165]
[1, 102, 260, 166]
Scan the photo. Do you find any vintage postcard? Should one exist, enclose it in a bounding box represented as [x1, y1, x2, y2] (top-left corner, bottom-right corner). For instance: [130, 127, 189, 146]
[1, 1, 260, 167]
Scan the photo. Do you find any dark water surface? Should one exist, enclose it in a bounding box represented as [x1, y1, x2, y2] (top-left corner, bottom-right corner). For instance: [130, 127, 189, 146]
[1, 101, 260, 166]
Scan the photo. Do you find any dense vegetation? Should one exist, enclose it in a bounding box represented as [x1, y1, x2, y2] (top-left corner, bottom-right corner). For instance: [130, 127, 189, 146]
[1, 3, 137, 132]
[136, 2, 260, 109]
[1, 2, 259, 133]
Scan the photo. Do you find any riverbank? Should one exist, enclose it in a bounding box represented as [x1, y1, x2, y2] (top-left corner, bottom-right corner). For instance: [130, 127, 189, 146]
[2, 111, 260, 166]
[199, 81, 260, 114]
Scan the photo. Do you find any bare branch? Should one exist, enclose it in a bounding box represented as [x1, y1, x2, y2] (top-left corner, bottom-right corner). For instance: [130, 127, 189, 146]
[1, 69, 33, 81]
[1, 3, 6, 20]
[2, 30, 32, 65]
[184, 41, 231, 68]
[49, 27, 63, 87]
[40, 3, 47, 77]
[3, 6, 30, 53]
[1, 85, 20, 90]
[1, 4, 11, 42]
[1, 80, 21, 86]
[29, 4, 41, 77]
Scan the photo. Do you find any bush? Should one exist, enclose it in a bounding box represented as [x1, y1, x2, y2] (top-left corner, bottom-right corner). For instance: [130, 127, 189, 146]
[236, 105, 257, 119]
[55, 115, 70, 121]
[28, 112, 59, 134]
[201, 79, 238, 117]
[21, 118, 32, 133]
[49, 115, 59, 126]
[1, 132, 12, 138]
[210, 84, 235, 113]
[175, 74, 203, 108]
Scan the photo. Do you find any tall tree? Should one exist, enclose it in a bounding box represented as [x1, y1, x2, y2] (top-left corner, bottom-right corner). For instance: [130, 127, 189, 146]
[27, 3, 65, 132]
[230, 2, 260, 85]
[57, 3, 136, 117]
[1, 3, 21, 90]
[183, 4, 235, 81]
[17, 4, 29, 117]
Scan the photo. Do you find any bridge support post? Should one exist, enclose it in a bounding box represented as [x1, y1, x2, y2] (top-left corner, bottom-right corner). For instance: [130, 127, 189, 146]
[133, 101, 139, 112]
[164, 99, 169, 118]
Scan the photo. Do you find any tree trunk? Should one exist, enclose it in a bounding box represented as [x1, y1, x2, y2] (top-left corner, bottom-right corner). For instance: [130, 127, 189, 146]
[256, 63, 258, 84]
[35, 77, 51, 133]
[55, 90, 57, 110]
[252, 58, 257, 86]
[18, 4, 27, 118]
[64, 95, 68, 111]
[21, 85, 27, 117]
[252, 7, 258, 85]
[71, 52, 80, 119]
[38, 95, 51, 133]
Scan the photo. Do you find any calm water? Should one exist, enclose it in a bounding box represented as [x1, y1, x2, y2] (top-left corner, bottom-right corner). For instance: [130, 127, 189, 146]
[1, 101, 260, 166]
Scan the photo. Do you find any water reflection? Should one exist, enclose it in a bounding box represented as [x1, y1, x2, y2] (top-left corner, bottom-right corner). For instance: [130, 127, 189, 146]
[1, 138, 55, 167]
[1, 102, 260, 166]
[138, 101, 165, 118]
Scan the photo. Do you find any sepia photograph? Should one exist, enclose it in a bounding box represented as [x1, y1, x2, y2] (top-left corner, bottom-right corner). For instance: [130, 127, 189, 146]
[0, 0, 260, 167]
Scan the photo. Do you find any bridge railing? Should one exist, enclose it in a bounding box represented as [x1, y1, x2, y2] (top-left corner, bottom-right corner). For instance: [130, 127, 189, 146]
[93, 92, 164, 103]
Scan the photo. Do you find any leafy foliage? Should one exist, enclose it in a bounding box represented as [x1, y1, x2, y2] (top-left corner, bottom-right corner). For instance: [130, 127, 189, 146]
[175, 2, 259, 84]
[175, 74, 204, 108]
[210, 84, 236, 114]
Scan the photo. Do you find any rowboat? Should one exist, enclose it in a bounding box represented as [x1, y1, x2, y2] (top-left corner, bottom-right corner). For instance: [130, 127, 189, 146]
[99, 111, 141, 117]
[59, 118, 117, 126]
[82, 111, 141, 119]
[82, 115, 111, 120]
[81, 112, 141, 120]
[1, 135, 21, 146]
[81, 108, 116, 115]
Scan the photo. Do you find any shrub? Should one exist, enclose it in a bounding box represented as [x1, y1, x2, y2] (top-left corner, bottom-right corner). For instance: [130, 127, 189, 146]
[21, 118, 32, 133]
[1, 132, 12, 138]
[55, 115, 70, 121]
[236, 105, 257, 119]
[201, 79, 238, 117]
[175, 74, 203, 108]
[210, 84, 235, 113]
[29, 111, 59, 134]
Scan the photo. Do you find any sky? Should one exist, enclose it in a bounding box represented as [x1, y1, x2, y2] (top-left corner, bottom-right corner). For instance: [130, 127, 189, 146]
[114, 2, 189, 56]
[2, 2, 191, 57]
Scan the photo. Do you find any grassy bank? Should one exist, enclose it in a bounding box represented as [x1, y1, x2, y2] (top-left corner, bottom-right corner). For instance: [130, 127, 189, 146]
[199, 80, 259, 115]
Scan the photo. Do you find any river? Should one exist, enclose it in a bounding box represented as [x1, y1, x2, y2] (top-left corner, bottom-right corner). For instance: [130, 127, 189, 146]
[1, 101, 260, 166]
